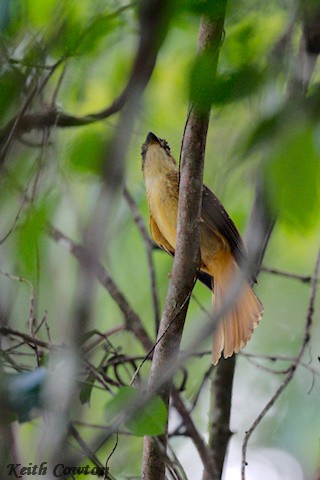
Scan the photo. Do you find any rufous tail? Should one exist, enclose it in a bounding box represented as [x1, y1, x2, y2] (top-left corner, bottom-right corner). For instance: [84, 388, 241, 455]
[211, 253, 263, 365]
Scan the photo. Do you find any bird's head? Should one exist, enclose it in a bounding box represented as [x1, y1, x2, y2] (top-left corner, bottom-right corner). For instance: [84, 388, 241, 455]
[141, 131, 177, 173]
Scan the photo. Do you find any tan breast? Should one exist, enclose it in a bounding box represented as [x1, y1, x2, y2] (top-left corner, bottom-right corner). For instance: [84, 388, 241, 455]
[145, 173, 179, 249]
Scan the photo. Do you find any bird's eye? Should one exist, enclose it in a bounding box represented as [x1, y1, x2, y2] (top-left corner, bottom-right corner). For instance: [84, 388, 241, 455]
[160, 139, 171, 154]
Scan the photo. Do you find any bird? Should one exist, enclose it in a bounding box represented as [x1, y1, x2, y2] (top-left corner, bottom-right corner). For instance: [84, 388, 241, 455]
[141, 131, 263, 365]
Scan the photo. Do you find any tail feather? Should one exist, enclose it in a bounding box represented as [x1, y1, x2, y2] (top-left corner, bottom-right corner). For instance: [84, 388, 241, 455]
[211, 256, 263, 365]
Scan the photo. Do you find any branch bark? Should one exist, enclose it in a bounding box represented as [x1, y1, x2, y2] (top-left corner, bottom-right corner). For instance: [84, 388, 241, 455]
[203, 356, 235, 480]
[142, 10, 227, 479]
[48, 226, 154, 352]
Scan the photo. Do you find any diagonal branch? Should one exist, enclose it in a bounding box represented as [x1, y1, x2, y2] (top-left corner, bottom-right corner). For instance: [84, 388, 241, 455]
[48, 225, 154, 352]
[0, 58, 65, 167]
[0, 0, 170, 145]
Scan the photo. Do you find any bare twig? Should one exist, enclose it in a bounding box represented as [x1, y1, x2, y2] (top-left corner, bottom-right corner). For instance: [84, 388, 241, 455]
[84, 326, 124, 352]
[130, 287, 194, 387]
[241, 351, 320, 377]
[0, 0, 168, 144]
[241, 248, 320, 480]
[48, 210, 228, 476]
[260, 266, 315, 283]
[171, 388, 214, 473]
[48, 226, 154, 352]
[0, 325, 56, 350]
[124, 187, 161, 333]
[0, 57, 65, 166]
[69, 425, 105, 470]
[170, 365, 213, 437]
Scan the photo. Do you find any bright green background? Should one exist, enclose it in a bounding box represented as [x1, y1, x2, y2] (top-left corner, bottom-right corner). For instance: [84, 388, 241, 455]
[0, 1, 320, 478]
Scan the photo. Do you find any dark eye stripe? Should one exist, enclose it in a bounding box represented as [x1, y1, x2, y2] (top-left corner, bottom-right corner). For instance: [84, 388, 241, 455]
[160, 138, 171, 154]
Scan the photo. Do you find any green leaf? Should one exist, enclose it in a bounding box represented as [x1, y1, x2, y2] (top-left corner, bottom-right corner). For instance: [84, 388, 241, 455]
[4, 367, 48, 423]
[18, 200, 53, 274]
[105, 386, 167, 436]
[245, 113, 281, 154]
[210, 66, 263, 105]
[24, 0, 59, 27]
[79, 330, 98, 345]
[189, 49, 217, 111]
[67, 129, 105, 175]
[263, 127, 320, 230]
[50, 6, 121, 58]
[175, 0, 227, 16]
[126, 393, 167, 436]
[79, 373, 96, 405]
[105, 386, 134, 422]
[223, 14, 286, 67]
[0, 68, 25, 120]
[75, 14, 119, 55]
[190, 56, 263, 110]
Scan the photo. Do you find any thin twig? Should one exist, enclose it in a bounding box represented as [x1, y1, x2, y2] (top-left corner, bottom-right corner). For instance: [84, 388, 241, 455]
[0, 0, 166, 144]
[123, 187, 161, 333]
[241, 351, 320, 377]
[84, 326, 124, 352]
[260, 266, 315, 283]
[170, 365, 213, 437]
[130, 286, 194, 387]
[69, 425, 105, 470]
[0, 57, 65, 166]
[241, 248, 320, 480]
[0, 325, 57, 350]
[48, 225, 154, 352]
[171, 388, 214, 473]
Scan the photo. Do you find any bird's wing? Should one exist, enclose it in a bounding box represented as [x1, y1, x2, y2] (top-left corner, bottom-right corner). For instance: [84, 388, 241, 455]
[150, 214, 213, 290]
[201, 185, 248, 270]
[150, 215, 175, 255]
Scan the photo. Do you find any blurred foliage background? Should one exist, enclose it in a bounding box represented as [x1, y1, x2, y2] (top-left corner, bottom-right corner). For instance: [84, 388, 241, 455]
[0, 0, 320, 479]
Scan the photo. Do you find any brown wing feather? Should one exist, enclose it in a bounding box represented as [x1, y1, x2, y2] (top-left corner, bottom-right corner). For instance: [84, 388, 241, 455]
[150, 214, 213, 290]
[201, 185, 249, 274]
[150, 215, 174, 255]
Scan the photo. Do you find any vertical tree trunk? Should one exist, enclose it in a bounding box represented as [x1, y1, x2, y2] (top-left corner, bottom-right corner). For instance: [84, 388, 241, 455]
[203, 356, 235, 480]
[142, 6, 227, 479]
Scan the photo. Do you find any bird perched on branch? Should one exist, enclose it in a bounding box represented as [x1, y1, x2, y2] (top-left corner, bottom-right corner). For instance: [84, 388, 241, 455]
[141, 131, 263, 364]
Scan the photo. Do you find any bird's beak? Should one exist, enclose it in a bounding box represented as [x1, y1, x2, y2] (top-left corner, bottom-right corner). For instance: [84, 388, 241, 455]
[145, 131, 160, 145]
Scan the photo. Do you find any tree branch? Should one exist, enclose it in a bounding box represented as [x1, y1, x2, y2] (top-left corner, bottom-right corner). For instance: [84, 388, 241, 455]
[0, 325, 56, 350]
[171, 388, 214, 474]
[0, 58, 65, 167]
[260, 266, 316, 283]
[241, 248, 320, 479]
[0, 0, 170, 145]
[208, 12, 320, 478]
[204, 356, 235, 480]
[141, 10, 227, 479]
[48, 226, 154, 352]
